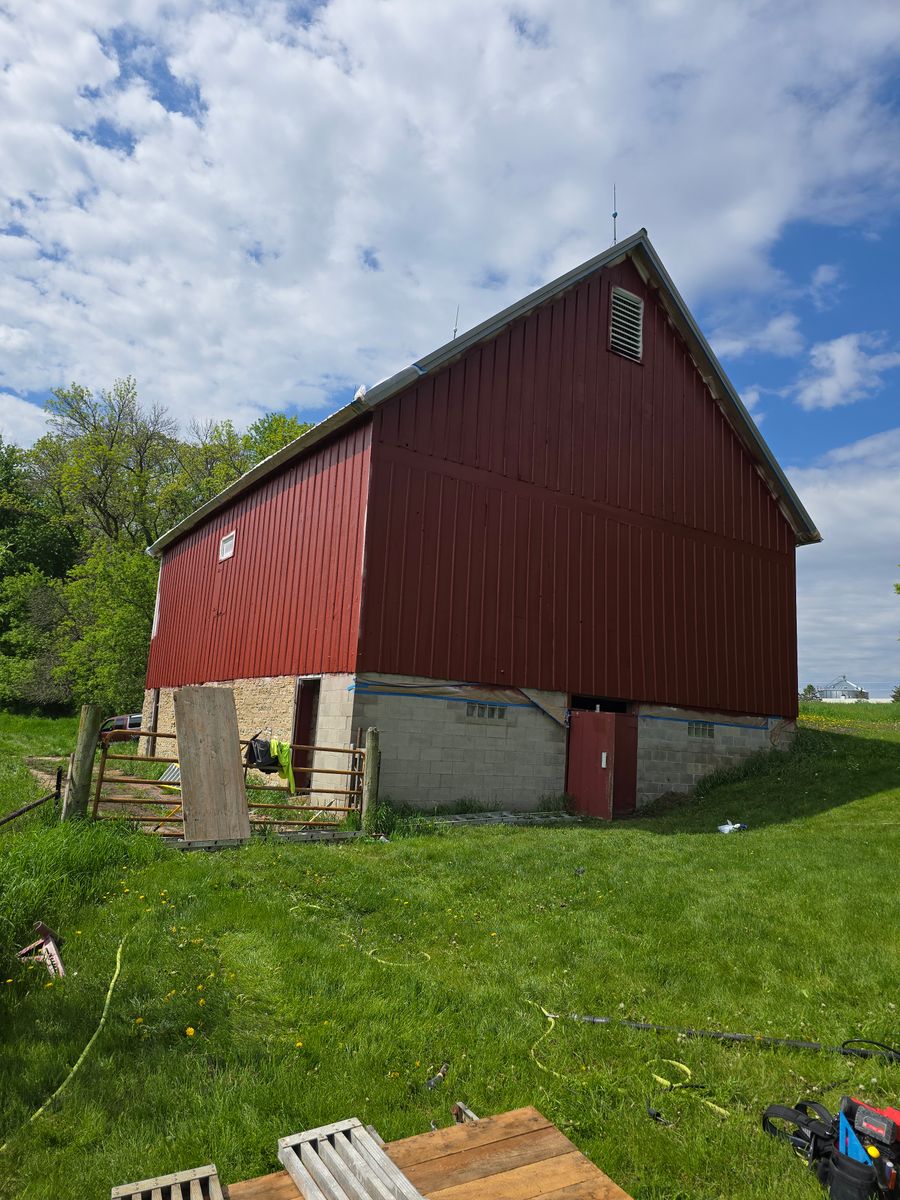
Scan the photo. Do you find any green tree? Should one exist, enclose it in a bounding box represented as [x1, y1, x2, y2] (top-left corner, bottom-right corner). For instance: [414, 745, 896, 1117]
[891, 684, 900, 703]
[799, 683, 819, 701]
[243, 412, 311, 463]
[54, 542, 159, 712]
[31, 377, 183, 548]
[0, 436, 79, 577]
[172, 413, 312, 512]
[0, 381, 310, 714]
[0, 567, 69, 710]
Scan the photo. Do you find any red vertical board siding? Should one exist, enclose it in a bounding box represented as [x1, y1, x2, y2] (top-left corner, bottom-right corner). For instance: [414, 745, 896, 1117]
[360, 258, 799, 718]
[147, 424, 371, 687]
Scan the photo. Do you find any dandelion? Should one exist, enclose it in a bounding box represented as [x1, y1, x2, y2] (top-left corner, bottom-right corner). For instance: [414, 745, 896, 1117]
[5, 979, 12, 984]
[186, 1027, 195, 1037]
[198, 998, 205, 1006]
[197, 984, 203, 991]
[135, 1017, 143, 1024]
[295, 1041, 303, 1048]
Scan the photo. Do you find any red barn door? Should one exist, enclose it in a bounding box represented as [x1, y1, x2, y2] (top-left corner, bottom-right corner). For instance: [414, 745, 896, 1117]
[566, 711, 637, 819]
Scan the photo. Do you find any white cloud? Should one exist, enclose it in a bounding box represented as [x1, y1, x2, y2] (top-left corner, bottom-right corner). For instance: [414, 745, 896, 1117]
[711, 312, 804, 359]
[794, 333, 900, 409]
[809, 263, 841, 310]
[791, 429, 900, 698]
[0, 2, 898, 428]
[0, 394, 50, 446]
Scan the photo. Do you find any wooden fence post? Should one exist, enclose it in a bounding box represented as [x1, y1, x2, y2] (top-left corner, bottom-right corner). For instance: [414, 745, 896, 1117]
[62, 704, 102, 820]
[361, 727, 380, 827]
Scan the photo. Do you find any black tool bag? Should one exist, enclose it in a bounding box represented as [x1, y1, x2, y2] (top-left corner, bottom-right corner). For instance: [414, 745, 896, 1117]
[763, 1101, 837, 1184]
[244, 732, 279, 773]
[762, 1102, 886, 1199]
[827, 1152, 879, 1200]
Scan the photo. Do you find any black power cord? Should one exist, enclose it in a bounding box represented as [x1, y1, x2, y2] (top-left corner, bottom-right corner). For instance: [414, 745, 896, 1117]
[558, 1014, 900, 1062]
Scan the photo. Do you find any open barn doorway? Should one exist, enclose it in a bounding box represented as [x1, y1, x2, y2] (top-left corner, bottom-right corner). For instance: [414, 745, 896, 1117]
[292, 677, 321, 791]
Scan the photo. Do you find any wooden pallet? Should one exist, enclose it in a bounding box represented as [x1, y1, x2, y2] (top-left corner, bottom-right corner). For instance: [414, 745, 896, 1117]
[111, 1162, 223, 1200]
[278, 1117, 424, 1200]
[228, 1108, 634, 1199]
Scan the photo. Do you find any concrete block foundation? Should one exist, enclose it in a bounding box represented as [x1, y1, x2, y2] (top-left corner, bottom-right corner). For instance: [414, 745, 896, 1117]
[141, 675, 795, 814]
[634, 704, 795, 807]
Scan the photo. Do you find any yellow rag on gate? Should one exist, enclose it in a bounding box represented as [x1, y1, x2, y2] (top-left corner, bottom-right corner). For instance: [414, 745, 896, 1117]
[269, 738, 296, 794]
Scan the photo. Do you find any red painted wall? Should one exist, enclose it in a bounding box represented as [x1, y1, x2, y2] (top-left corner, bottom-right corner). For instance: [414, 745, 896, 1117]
[146, 423, 371, 687]
[359, 259, 799, 717]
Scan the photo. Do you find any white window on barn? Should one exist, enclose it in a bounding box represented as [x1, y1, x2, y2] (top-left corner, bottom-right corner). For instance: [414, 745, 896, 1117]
[219, 530, 236, 561]
[610, 286, 643, 362]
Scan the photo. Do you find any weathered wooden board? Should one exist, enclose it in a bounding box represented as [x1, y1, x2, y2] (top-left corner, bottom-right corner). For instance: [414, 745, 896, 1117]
[111, 1162, 223, 1199]
[173, 687, 250, 843]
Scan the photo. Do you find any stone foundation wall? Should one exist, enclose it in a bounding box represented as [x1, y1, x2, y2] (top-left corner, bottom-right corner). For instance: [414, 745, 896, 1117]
[349, 673, 567, 811]
[140, 676, 296, 744]
[139, 676, 358, 813]
[634, 704, 795, 808]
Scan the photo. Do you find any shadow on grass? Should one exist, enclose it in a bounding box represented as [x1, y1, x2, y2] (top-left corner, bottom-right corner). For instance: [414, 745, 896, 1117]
[628, 726, 900, 835]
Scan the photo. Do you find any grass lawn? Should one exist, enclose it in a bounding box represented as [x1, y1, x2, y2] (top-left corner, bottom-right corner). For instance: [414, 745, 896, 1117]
[0, 709, 898, 1199]
[0, 714, 78, 821]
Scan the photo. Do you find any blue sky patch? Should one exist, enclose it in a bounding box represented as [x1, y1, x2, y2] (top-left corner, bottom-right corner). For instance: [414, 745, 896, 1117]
[76, 119, 137, 156]
[101, 26, 206, 121]
[360, 246, 381, 272]
[509, 12, 550, 48]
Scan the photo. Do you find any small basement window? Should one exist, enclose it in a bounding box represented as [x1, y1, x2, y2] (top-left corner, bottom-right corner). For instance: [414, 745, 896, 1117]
[610, 286, 643, 362]
[688, 721, 714, 738]
[219, 530, 236, 561]
[466, 702, 506, 720]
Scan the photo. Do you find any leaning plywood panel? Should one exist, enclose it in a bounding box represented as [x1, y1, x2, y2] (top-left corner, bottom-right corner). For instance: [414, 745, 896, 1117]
[174, 687, 250, 843]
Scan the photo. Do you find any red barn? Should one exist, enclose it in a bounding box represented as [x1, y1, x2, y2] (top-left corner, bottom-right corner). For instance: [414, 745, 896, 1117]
[145, 230, 819, 816]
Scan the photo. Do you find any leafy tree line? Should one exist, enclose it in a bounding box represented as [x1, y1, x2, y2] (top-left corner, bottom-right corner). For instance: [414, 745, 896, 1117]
[0, 379, 310, 715]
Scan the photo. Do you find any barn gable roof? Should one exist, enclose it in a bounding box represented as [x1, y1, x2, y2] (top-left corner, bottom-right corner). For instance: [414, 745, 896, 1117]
[148, 229, 820, 556]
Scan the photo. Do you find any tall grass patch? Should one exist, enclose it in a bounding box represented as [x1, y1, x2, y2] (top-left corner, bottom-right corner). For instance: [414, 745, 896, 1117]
[0, 819, 170, 967]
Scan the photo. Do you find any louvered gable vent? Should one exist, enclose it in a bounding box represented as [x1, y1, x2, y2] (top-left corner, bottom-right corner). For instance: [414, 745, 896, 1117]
[610, 286, 643, 361]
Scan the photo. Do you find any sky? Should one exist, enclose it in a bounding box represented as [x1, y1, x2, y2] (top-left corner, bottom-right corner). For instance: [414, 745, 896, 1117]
[1, 0, 899, 696]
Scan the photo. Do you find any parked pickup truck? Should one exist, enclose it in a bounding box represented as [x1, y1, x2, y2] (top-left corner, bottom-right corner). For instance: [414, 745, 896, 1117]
[98, 713, 143, 743]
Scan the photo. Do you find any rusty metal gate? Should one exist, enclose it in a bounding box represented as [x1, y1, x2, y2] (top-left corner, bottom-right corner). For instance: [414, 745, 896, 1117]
[92, 729, 364, 835]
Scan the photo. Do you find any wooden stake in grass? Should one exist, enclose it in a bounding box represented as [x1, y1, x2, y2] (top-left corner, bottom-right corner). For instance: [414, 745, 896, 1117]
[0, 933, 129, 1153]
[62, 704, 102, 821]
[362, 727, 380, 828]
